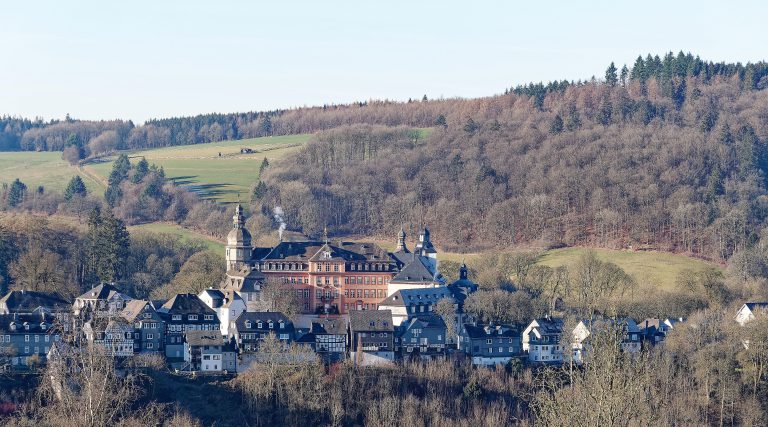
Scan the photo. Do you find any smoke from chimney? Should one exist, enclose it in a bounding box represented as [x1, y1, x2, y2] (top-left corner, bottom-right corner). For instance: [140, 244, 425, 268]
[273, 206, 287, 241]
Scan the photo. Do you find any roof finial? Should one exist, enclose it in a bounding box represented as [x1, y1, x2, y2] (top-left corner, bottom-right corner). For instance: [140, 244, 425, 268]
[323, 226, 328, 245]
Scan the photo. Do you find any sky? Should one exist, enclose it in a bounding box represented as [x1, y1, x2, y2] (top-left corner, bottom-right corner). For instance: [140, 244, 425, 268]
[1, 0, 767, 123]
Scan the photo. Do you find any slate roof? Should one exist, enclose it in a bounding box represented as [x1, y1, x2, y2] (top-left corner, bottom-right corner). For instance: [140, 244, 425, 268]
[76, 283, 128, 301]
[157, 294, 216, 317]
[120, 300, 156, 322]
[200, 288, 243, 308]
[0, 290, 71, 314]
[221, 267, 266, 293]
[311, 318, 347, 335]
[400, 315, 446, 333]
[391, 255, 437, 283]
[0, 313, 57, 333]
[350, 310, 394, 332]
[185, 330, 225, 347]
[744, 302, 768, 312]
[464, 323, 520, 339]
[379, 288, 452, 307]
[258, 240, 393, 263]
[234, 312, 294, 334]
[531, 317, 564, 335]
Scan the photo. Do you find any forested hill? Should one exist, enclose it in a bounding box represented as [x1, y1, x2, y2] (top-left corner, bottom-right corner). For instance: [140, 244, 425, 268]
[3, 52, 767, 155]
[256, 53, 768, 263]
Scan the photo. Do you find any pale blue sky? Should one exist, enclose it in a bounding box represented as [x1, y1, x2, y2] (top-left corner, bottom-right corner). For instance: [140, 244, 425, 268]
[1, 0, 766, 123]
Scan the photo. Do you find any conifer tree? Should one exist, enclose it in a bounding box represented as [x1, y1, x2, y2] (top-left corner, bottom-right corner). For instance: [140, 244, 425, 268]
[131, 157, 149, 184]
[605, 62, 618, 86]
[7, 178, 26, 208]
[434, 114, 447, 129]
[259, 157, 270, 176]
[549, 114, 564, 134]
[64, 175, 87, 200]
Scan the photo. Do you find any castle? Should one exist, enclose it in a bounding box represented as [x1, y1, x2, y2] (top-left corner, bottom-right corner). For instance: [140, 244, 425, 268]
[222, 204, 444, 315]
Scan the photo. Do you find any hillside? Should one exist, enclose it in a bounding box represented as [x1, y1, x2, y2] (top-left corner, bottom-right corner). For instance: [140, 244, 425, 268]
[258, 54, 768, 263]
[0, 134, 309, 203]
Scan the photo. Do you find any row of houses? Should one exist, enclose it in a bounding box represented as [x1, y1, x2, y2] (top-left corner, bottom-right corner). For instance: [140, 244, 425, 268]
[0, 278, 764, 371]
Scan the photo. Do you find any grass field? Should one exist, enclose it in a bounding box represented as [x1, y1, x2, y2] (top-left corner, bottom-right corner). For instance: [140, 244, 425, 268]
[127, 222, 225, 253]
[0, 152, 105, 194]
[85, 134, 310, 203]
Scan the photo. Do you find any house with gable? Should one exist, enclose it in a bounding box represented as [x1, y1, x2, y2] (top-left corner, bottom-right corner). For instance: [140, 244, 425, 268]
[378, 287, 453, 326]
[349, 309, 395, 365]
[73, 283, 133, 320]
[395, 315, 447, 359]
[230, 311, 294, 353]
[0, 313, 60, 366]
[156, 293, 219, 360]
[460, 323, 522, 366]
[735, 302, 768, 326]
[198, 288, 246, 336]
[296, 317, 347, 363]
[0, 290, 72, 332]
[571, 318, 642, 364]
[522, 317, 565, 364]
[82, 318, 134, 358]
[120, 300, 164, 354]
[183, 330, 237, 373]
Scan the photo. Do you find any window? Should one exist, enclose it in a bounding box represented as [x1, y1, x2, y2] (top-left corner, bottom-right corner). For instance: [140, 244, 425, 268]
[25, 335, 29, 342]
[204, 314, 214, 321]
[147, 343, 154, 349]
[34, 335, 39, 342]
[499, 347, 503, 353]
[147, 333, 154, 339]
[188, 314, 198, 321]
[268, 322, 274, 329]
[45, 335, 49, 342]
[486, 339, 492, 344]
[333, 264, 339, 272]
[24, 346, 29, 354]
[488, 347, 493, 353]
[143, 313, 152, 319]
[172, 315, 181, 321]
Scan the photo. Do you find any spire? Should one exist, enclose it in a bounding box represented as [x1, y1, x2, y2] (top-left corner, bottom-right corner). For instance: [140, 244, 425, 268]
[459, 262, 468, 280]
[396, 225, 408, 252]
[233, 203, 245, 229]
[323, 226, 329, 245]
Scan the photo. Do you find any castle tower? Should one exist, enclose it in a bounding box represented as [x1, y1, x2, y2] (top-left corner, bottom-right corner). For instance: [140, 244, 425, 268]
[226, 204, 252, 270]
[395, 226, 409, 253]
[415, 227, 437, 259]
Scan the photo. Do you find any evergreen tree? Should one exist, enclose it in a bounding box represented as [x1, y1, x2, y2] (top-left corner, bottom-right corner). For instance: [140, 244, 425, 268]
[463, 117, 479, 134]
[630, 55, 645, 81]
[7, 178, 26, 207]
[259, 157, 270, 176]
[261, 115, 272, 136]
[105, 154, 130, 207]
[131, 157, 149, 184]
[598, 96, 613, 126]
[422, 94, 428, 102]
[88, 209, 130, 283]
[620, 65, 629, 86]
[64, 175, 87, 200]
[549, 114, 564, 134]
[565, 105, 582, 131]
[605, 62, 618, 86]
[252, 180, 268, 201]
[434, 114, 448, 129]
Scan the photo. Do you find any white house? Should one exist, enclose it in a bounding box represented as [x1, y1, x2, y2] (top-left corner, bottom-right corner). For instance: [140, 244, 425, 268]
[198, 288, 246, 336]
[523, 317, 564, 364]
[735, 302, 768, 326]
[183, 330, 236, 372]
[571, 318, 642, 364]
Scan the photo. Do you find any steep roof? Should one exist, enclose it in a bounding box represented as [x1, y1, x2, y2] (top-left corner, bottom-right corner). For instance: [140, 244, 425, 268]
[391, 255, 437, 283]
[234, 312, 294, 333]
[350, 310, 394, 332]
[120, 300, 156, 322]
[76, 283, 129, 301]
[402, 315, 446, 331]
[185, 330, 225, 347]
[745, 302, 768, 312]
[311, 318, 347, 335]
[0, 290, 71, 313]
[221, 267, 266, 293]
[531, 317, 564, 335]
[158, 294, 216, 316]
[0, 313, 57, 333]
[259, 240, 393, 263]
[464, 323, 520, 339]
[379, 288, 452, 307]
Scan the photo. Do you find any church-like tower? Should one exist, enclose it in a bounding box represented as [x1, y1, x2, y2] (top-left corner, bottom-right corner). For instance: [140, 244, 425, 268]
[226, 204, 252, 270]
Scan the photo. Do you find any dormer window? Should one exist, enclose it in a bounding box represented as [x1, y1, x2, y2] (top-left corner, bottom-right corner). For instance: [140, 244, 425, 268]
[268, 322, 274, 329]
[323, 251, 331, 259]
[245, 321, 252, 328]
[279, 322, 285, 329]
[257, 322, 263, 329]
[24, 324, 29, 330]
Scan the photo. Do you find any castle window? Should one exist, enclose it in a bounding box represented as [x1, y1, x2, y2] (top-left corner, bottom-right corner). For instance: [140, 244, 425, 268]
[325, 264, 330, 272]
[351, 277, 357, 284]
[351, 264, 356, 271]
[333, 264, 339, 272]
